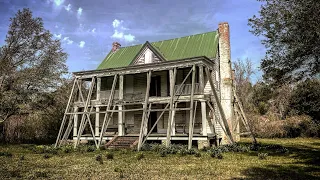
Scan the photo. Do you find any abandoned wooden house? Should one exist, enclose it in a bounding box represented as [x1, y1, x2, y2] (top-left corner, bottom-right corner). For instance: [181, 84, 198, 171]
[55, 22, 254, 150]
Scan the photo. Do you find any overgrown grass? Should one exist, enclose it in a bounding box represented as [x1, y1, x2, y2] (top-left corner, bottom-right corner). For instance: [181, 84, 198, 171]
[0, 138, 319, 179]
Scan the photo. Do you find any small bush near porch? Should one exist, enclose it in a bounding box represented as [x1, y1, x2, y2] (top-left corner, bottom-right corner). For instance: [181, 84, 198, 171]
[0, 138, 319, 179]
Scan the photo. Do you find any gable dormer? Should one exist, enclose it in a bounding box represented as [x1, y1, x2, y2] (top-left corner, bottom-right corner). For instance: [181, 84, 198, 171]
[131, 41, 166, 65]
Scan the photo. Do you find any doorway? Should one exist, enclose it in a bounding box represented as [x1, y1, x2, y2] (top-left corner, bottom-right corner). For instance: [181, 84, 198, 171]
[148, 112, 158, 133]
[150, 76, 161, 97]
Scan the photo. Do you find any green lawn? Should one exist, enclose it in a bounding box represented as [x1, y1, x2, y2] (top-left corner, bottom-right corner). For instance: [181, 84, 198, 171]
[0, 138, 319, 180]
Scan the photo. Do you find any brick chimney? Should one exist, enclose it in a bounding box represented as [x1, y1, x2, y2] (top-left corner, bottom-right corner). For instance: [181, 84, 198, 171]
[112, 42, 121, 52]
[218, 22, 238, 143]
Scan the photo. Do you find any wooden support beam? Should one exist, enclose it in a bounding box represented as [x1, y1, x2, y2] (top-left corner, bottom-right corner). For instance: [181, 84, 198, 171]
[98, 74, 118, 147]
[200, 100, 207, 136]
[137, 71, 152, 151]
[97, 77, 101, 100]
[233, 88, 257, 144]
[55, 78, 77, 148]
[188, 65, 196, 150]
[118, 75, 124, 136]
[74, 77, 98, 148]
[206, 101, 229, 142]
[199, 65, 204, 93]
[142, 103, 170, 145]
[205, 67, 234, 144]
[166, 68, 177, 147]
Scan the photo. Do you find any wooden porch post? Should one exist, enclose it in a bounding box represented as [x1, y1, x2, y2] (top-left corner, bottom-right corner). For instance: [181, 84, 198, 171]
[118, 75, 124, 136]
[73, 106, 79, 137]
[95, 77, 101, 136]
[166, 68, 177, 147]
[198, 65, 207, 136]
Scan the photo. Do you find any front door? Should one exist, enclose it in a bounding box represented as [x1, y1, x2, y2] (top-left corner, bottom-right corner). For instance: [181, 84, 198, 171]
[148, 112, 158, 133]
[150, 76, 161, 97]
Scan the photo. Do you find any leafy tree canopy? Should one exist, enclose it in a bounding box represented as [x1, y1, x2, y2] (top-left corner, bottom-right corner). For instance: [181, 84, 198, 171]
[249, 0, 320, 85]
[0, 8, 68, 122]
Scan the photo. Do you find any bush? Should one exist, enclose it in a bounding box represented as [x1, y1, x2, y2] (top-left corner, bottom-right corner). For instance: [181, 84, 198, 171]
[61, 145, 73, 153]
[106, 152, 114, 159]
[136, 152, 144, 160]
[194, 152, 201, 157]
[95, 154, 103, 164]
[86, 145, 96, 152]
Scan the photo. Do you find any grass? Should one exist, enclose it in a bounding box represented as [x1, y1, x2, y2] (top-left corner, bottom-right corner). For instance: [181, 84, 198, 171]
[0, 138, 319, 179]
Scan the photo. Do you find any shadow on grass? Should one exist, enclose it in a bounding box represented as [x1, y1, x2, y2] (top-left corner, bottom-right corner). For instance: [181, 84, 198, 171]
[234, 140, 320, 180]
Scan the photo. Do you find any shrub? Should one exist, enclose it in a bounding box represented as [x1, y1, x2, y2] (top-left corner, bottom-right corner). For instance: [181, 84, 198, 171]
[178, 148, 187, 156]
[136, 152, 144, 160]
[159, 149, 167, 157]
[194, 152, 201, 157]
[60, 145, 74, 153]
[86, 145, 96, 152]
[95, 154, 103, 164]
[141, 143, 151, 151]
[106, 152, 114, 160]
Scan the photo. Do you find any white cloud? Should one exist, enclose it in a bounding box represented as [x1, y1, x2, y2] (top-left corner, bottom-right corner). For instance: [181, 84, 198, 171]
[49, 0, 65, 6]
[110, 19, 136, 43]
[65, 4, 71, 11]
[53, 34, 62, 39]
[91, 28, 96, 33]
[124, 34, 135, 42]
[77, 7, 83, 17]
[63, 37, 73, 45]
[111, 30, 123, 39]
[79, 41, 85, 48]
[55, 25, 58, 28]
[112, 19, 123, 28]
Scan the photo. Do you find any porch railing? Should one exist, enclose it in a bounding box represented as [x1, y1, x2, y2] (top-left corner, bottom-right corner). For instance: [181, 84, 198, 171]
[174, 83, 200, 95]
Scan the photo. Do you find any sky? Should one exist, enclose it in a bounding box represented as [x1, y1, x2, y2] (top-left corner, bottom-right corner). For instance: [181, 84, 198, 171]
[0, 0, 265, 82]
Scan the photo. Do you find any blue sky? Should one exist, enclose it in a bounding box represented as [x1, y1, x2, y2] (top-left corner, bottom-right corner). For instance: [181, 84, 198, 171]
[0, 0, 265, 82]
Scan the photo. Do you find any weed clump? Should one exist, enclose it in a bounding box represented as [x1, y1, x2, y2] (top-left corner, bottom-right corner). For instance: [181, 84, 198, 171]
[258, 153, 268, 160]
[95, 154, 103, 164]
[136, 152, 144, 160]
[0, 151, 13, 157]
[43, 154, 51, 159]
[194, 152, 201, 157]
[106, 152, 114, 160]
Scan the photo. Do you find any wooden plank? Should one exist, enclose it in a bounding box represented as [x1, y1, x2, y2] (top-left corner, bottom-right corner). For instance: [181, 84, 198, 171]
[97, 77, 101, 100]
[166, 68, 177, 147]
[65, 107, 192, 114]
[97, 74, 118, 147]
[137, 71, 152, 151]
[205, 68, 234, 144]
[188, 65, 196, 149]
[55, 78, 77, 148]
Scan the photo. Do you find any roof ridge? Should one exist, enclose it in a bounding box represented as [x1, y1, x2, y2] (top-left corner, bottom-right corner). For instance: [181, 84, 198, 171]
[119, 30, 217, 49]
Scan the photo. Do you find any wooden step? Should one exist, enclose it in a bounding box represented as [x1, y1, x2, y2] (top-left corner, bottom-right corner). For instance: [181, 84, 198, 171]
[105, 136, 139, 149]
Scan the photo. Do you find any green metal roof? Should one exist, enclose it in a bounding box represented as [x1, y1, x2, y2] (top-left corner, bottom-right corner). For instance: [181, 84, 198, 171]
[97, 31, 219, 69]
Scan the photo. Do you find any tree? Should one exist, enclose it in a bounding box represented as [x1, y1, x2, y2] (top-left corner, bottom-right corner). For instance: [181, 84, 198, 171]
[0, 8, 68, 123]
[233, 58, 255, 112]
[288, 79, 320, 122]
[249, 0, 320, 84]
